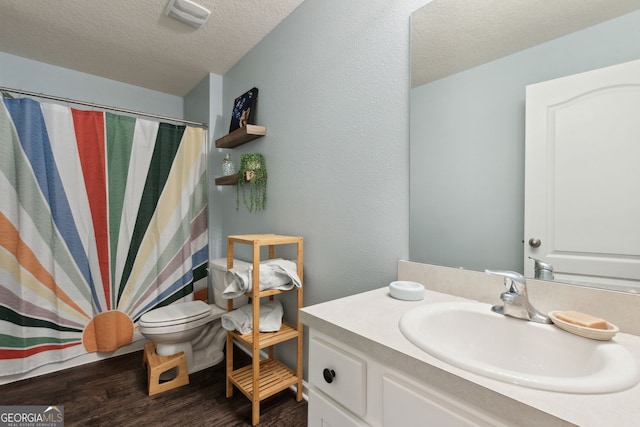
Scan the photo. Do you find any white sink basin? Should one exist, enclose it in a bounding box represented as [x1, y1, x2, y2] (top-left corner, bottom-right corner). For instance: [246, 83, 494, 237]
[399, 301, 640, 393]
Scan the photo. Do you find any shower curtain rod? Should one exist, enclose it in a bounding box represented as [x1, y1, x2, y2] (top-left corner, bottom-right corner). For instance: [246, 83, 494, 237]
[0, 86, 208, 129]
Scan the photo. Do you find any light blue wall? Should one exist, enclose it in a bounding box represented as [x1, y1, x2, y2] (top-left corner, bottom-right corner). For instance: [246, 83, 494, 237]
[0, 52, 184, 117]
[213, 0, 424, 369]
[410, 10, 640, 273]
[214, 0, 423, 298]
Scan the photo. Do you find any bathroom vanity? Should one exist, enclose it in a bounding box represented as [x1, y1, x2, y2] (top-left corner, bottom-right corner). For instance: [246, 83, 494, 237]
[300, 285, 640, 427]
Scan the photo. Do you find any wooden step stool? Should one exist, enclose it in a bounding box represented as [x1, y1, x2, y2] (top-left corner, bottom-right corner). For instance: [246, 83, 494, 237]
[142, 342, 189, 396]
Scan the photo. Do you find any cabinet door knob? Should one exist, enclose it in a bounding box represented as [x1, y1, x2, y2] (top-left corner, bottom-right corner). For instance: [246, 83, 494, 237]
[322, 368, 336, 384]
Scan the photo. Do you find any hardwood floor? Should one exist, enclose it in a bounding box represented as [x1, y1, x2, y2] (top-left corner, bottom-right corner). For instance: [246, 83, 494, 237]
[0, 349, 308, 426]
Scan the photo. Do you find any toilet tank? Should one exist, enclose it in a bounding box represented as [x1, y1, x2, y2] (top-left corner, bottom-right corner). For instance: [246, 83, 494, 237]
[209, 258, 249, 309]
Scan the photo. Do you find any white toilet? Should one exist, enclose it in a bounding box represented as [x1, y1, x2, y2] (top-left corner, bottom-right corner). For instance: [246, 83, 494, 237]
[139, 258, 249, 374]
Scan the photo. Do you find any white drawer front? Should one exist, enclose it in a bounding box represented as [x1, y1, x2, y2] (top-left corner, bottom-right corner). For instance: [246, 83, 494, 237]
[308, 388, 369, 427]
[382, 375, 509, 427]
[309, 336, 366, 417]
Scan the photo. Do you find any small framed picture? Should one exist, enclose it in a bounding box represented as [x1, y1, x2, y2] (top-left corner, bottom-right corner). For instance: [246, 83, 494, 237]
[229, 87, 258, 132]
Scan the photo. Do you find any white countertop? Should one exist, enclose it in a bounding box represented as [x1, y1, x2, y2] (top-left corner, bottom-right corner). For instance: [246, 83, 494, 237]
[300, 287, 640, 427]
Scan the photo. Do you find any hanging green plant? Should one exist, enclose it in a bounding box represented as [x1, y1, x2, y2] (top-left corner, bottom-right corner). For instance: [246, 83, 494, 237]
[237, 153, 267, 212]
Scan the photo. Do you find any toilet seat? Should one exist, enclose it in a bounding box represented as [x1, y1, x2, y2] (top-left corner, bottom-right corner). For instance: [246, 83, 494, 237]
[139, 300, 212, 329]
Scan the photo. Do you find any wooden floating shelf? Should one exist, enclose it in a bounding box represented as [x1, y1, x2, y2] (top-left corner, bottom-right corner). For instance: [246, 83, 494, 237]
[214, 174, 239, 186]
[215, 125, 266, 149]
[214, 172, 258, 186]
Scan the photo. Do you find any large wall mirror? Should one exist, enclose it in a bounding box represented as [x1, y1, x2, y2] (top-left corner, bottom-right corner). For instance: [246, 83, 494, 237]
[409, 0, 640, 293]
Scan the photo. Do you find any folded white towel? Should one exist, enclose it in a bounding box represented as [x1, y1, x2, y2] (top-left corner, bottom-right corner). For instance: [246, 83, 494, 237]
[222, 259, 301, 299]
[221, 300, 283, 334]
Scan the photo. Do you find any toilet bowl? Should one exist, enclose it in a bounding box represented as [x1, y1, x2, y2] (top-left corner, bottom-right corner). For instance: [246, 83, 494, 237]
[138, 258, 250, 374]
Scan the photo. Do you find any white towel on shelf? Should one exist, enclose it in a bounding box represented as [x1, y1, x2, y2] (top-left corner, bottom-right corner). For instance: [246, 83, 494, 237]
[222, 258, 301, 299]
[221, 300, 284, 334]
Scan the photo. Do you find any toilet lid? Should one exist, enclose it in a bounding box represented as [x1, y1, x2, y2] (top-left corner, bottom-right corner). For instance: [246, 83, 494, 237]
[139, 300, 212, 328]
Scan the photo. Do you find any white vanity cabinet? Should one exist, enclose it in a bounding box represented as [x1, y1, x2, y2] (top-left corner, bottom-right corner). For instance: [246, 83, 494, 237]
[302, 285, 640, 426]
[308, 330, 509, 427]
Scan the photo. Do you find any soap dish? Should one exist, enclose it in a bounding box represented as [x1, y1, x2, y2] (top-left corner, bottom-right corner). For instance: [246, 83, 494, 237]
[548, 311, 619, 340]
[389, 281, 425, 301]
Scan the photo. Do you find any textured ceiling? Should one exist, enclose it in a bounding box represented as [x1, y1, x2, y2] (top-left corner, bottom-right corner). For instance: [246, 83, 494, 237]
[4, 1, 640, 95]
[412, 0, 640, 88]
[0, 0, 304, 96]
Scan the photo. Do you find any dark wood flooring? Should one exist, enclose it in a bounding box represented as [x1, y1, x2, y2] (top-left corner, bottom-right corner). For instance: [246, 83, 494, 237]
[0, 349, 308, 426]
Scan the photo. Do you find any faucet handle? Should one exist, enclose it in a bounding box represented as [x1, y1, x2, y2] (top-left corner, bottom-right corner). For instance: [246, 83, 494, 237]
[485, 270, 527, 296]
[528, 257, 553, 271]
[528, 257, 555, 280]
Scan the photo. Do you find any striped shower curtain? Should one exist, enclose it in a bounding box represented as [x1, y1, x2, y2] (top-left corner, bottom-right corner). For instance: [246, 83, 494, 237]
[0, 96, 208, 376]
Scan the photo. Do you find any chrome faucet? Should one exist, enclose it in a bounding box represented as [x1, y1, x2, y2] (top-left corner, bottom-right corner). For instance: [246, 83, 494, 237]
[485, 270, 551, 324]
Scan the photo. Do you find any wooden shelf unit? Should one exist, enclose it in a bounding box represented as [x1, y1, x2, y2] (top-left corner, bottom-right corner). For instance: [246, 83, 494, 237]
[225, 234, 304, 426]
[215, 124, 266, 149]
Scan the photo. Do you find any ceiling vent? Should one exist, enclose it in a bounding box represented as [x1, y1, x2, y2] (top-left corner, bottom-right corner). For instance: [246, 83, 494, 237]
[164, 0, 211, 29]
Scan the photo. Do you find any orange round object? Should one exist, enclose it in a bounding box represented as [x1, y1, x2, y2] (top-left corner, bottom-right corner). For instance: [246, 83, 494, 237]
[82, 311, 134, 352]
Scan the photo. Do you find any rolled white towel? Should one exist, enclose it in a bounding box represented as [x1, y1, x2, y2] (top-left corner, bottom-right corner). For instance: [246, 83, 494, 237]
[222, 259, 301, 299]
[221, 300, 283, 334]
